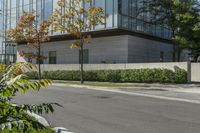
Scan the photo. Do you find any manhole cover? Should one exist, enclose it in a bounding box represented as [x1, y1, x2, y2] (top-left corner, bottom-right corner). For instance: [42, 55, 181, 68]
[96, 95, 111, 99]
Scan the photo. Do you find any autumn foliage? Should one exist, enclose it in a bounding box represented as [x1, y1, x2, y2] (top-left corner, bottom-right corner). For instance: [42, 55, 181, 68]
[8, 11, 52, 79]
[8, 11, 52, 62]
[53, 0, 105, 83]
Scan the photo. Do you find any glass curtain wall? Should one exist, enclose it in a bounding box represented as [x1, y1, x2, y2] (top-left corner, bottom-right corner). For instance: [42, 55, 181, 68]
[0, 0, 17, 64]
[6, 0, 170, 39]
[118, 0, 171, 39]
[7, 0, 118, 35]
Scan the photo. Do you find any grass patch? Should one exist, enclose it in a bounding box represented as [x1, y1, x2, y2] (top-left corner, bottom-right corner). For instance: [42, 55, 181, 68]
[53, 81, 150, 88]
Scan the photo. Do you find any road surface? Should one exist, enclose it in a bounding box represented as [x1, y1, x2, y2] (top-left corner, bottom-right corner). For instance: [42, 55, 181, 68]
[14, 84, 200, 133]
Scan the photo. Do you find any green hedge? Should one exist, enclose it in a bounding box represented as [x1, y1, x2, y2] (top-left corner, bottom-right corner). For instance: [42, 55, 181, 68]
[26, 68, 187, 83]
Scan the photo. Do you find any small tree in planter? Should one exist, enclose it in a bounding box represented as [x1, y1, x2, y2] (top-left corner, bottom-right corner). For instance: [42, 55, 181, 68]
[8, 11, 52, 80]
[0, 62, 58, 132]
[53, 0, 105, 84]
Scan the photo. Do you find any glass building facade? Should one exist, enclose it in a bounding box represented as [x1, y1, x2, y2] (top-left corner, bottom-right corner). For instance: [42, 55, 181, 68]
[4, 0, 171, 39]
[0, 0, 16, 64]
[118, 0, 171, 39]
[2, 0, 175, 64]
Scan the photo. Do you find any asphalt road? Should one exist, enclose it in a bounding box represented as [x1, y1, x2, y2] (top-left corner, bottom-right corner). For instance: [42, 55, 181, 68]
[14, 85, 200, 133]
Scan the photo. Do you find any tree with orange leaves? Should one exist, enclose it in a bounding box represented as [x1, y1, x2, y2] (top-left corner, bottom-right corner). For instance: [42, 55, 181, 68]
[8, 11, 52, 80]
[53, 0, 105, 84]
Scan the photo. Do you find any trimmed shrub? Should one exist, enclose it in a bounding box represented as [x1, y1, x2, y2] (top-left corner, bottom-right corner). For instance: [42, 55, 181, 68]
[26, 68, 187, 83]
[26, 71, 38, 79]
[174, 67, 188, 83]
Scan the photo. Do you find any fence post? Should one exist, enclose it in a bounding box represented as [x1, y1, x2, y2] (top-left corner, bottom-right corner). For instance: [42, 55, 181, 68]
[187, 61, 191, 83]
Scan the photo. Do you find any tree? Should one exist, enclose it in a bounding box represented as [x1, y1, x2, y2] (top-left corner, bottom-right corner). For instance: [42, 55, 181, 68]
[190, 24, 200, 61]
[141, 0, 200, 61]
[7, 12, 52, 80]
[53, 0, 105, 84]
[0, 62, 58, 131]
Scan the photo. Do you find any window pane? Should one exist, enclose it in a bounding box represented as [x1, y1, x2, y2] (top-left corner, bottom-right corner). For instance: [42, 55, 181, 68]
[137, 20, 144, 32]
[11, 0, 17, 28]
[122, 16, 128, 29]
[129, 0, 137, 17]
[49, 51, 57, 64]
[24, 0, 30, 12]
[106, 0, 113, 28]
[121, 0, 128, 15]
[44, 0, 52, 20]
[95, 0, 105, 29]
[19, 0, 23, 17]
[36, 0, 42, 23]
[113, 0, 118, 27]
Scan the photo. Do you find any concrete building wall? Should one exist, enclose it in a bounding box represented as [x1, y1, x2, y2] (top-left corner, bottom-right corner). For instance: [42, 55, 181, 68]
[17, 35, 129, 64]
[83, 35, 128, 64]
[17, 35, 174, 64]
[128, 36, 173, 63]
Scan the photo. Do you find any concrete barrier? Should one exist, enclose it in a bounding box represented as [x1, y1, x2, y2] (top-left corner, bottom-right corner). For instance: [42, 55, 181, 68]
[191, 63, 200, 83]
[37, 62, 200, 83]
[40, 62, 188, 71]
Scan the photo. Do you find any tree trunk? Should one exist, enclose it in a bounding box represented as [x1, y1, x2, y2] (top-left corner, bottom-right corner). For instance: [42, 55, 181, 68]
[173, 43, 176, 62]
[172, 30, 176, 62]
[177, 48, 181, 62]
[38, 45, 41, 80]
[80, 39, 84, 84]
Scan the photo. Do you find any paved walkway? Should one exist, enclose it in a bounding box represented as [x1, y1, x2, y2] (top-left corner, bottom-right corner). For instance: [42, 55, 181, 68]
[128, 83, 200, 93]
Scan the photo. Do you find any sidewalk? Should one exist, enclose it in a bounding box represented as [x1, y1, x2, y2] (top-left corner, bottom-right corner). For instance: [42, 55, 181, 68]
[53, 81, 200, 104]
[52, 80, 200, 94]
[132, 83, 200, 94]
[143, 83, 200, 94]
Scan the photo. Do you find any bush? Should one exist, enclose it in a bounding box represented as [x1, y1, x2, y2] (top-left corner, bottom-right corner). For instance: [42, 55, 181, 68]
[27, 68, 188, 83]
[26, 71, 38, 79]
[174, 67, 188, 83]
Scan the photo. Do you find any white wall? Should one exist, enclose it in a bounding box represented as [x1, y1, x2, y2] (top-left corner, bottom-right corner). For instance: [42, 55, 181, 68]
[191, 63, 200, 82]
[40, 62, 188, 71]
